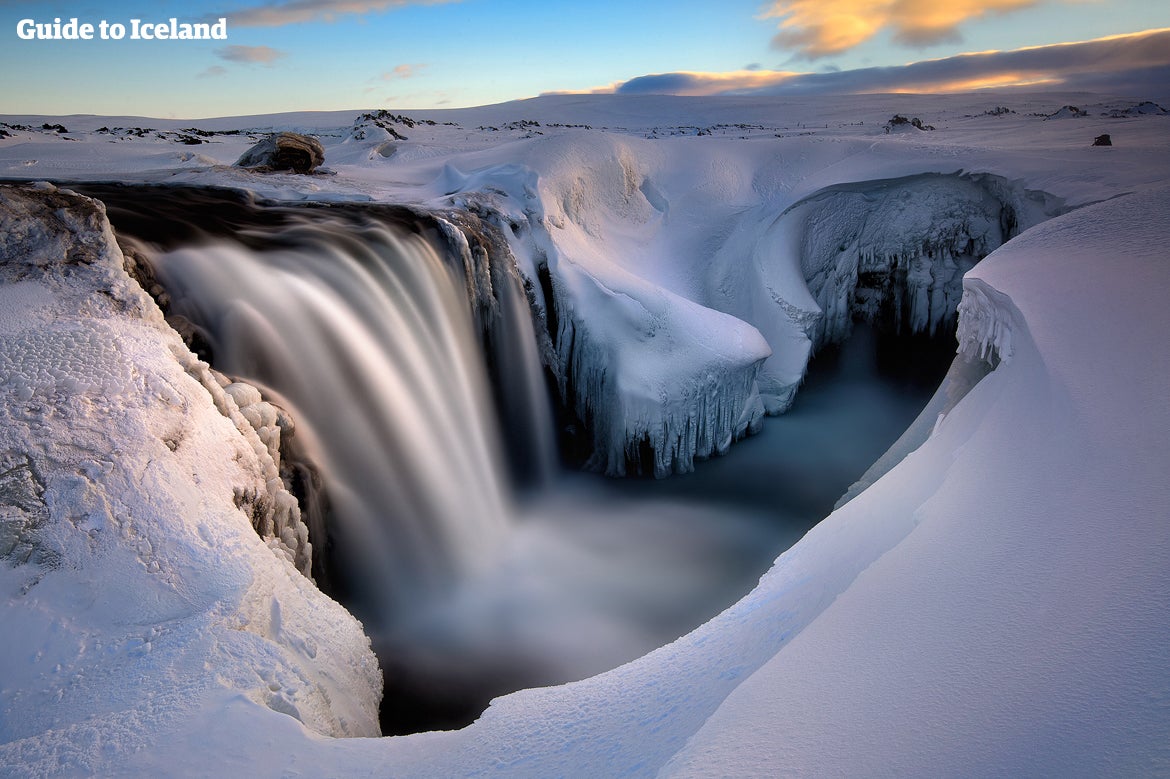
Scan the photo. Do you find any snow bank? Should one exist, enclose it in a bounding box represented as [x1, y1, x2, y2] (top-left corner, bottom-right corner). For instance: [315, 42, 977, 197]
[659, 185, 1170, 777]
[0, 184, 382, 771]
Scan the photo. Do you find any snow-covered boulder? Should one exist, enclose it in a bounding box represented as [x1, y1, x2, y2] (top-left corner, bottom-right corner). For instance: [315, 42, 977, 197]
[0, 183, 382, 768]
[235, 132, 325, 173]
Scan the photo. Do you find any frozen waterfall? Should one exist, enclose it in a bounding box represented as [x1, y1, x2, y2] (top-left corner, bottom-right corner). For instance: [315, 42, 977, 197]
[149, 214, 545, 620]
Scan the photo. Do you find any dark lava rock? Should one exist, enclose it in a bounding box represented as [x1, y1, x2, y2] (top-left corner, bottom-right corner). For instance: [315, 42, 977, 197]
[1092, 134, 1113, 146]
[885, 115, 935, 133]
[235, 132, 325, 173]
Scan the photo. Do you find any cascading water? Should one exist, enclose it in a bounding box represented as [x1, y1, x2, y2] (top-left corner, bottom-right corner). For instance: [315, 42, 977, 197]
[151, 218, 521, 610]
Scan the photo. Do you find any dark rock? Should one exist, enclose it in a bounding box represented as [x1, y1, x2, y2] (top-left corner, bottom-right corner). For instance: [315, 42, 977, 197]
[235, 132, 325, 174]
[885, 115, 934, 133]
[1046, 105, 1087, 119]
[1092, 134, 1112, 146]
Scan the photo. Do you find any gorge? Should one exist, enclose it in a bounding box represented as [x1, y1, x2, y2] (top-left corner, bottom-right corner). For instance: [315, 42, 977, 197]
[70, 180, 995, 733]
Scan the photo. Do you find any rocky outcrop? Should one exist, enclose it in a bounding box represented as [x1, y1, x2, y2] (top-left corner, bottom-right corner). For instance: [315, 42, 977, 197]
[235, 131, 325, 173]
[885, 115, 935, 133]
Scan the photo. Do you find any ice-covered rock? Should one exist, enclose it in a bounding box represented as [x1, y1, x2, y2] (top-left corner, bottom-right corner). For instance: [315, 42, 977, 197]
[235, 132, 325, 173]
[0, 183, 380, 754]
[782, 172, 1062, 350]
[437, 142, 774, 477]
[550, 258, 770, 476]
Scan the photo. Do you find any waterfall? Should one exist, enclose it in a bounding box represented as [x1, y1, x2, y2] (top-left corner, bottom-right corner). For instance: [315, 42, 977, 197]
[96, 184, 945, 734]
[150, 214, 546, 623]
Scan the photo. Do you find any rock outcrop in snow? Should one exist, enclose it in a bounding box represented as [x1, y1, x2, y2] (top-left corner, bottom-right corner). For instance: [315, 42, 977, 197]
[235, 132, 325, 173]
[0, 183, 381, 753]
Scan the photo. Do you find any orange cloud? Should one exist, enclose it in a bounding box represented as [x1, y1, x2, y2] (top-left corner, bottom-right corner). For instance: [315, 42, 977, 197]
[882, 72, 1062, 93]
[763, 0, 1042, 58]
[381, 63, 426, 80]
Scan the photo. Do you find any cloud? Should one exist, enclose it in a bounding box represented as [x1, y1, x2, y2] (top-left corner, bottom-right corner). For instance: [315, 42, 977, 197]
[222, 0, 460, 28]
[216, 44, 288, 64]
[380, 63, 425, 80]
[762, 0, 1042, 59]
[608, 70, 804, 97]
[569, 29, 1170, 100]
[198, 65, 228, 78]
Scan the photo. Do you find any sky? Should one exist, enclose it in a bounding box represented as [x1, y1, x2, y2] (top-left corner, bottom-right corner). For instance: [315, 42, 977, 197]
[0, 0, 1168, 118]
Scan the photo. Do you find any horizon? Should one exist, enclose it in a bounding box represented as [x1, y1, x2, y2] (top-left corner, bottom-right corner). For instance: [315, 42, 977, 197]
[1, 1, 1169, 118]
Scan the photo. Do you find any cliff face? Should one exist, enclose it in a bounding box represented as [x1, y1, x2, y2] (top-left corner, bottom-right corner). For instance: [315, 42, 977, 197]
[0, 183, 382, 760]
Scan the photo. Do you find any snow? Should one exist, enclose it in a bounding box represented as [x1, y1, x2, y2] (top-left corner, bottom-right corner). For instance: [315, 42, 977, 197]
[1, 91, 1169, 775]
[661, 185, 1170, 777]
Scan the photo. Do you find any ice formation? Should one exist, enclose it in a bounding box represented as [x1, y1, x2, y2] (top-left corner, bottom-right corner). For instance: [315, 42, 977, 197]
[438, 141, 776, 477]
[784, 172, 1062, 350]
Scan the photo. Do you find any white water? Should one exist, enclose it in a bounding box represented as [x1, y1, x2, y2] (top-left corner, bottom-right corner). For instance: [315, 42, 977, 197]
[154, 219, 515, 614]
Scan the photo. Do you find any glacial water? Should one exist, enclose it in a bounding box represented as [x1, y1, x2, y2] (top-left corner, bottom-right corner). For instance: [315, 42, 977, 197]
[82, 184, 951, 735]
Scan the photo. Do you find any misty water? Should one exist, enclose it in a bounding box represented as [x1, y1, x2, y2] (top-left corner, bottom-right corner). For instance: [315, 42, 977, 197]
[81, 184, 951, 735]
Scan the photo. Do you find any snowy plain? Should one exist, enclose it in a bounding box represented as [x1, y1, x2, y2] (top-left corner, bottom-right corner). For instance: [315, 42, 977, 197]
[1, 91, 1169, 776]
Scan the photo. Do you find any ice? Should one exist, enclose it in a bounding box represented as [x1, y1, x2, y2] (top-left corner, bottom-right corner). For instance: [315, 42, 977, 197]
[549, 257, 771, 476]
[786, 172, 1061, 349]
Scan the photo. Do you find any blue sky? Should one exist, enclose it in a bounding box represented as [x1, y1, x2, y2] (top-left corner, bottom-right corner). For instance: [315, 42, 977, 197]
[1, 0, 1168, 117]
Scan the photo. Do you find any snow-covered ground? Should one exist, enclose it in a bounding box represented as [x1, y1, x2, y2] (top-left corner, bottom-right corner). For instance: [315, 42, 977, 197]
[1, 91, 1168, 775]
